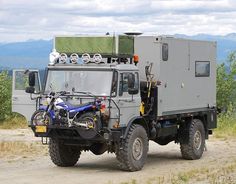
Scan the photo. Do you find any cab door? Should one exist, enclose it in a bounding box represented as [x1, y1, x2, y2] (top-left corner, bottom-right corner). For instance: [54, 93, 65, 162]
[12, 69, 41, 122]
[116, 71, 140, 127]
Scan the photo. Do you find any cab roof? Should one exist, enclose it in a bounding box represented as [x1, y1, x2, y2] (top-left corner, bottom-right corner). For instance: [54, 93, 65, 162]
[47, 63, 139, 71]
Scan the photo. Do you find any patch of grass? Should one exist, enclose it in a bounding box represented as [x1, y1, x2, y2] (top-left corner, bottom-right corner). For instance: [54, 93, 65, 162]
[0, 141, 47, 158]
[120, 180, 137, 184]
[206, 161, 236, 184]
[171, 164, 236, 184]
[120, 161, 236, 184]
[214, 112, 236, 139]
[146, 176, 164, 184]
[177, 173, 190, 183]
[0, 113, 28, 129]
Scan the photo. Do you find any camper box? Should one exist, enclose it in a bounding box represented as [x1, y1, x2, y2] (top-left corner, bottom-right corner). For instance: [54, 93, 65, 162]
[135, 36, 216, 117]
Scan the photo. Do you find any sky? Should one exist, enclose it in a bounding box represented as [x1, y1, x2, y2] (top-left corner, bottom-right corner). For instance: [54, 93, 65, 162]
[0, 0, 236, 42]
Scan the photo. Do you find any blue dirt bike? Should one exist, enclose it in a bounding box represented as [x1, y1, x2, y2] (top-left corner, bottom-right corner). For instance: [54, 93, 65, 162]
[31, 91, 104, 139]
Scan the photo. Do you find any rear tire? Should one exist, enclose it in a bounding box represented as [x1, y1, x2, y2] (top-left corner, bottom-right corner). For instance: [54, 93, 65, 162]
[180, 119, 205, 160]
[116, 124, 148, 171]
[49, 138, 81, 167]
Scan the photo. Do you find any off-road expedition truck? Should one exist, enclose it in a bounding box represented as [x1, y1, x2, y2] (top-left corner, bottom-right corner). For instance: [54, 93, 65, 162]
[12, 34, 217, 171]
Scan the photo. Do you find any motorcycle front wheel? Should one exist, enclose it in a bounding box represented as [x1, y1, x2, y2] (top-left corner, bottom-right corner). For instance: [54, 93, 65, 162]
[31, 110, 52, 126]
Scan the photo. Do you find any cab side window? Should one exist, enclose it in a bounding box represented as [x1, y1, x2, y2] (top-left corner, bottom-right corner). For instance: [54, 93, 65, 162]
[111, 71, 118, 96]
[119, 72, 139, 96]
[119, 73, 128, 96]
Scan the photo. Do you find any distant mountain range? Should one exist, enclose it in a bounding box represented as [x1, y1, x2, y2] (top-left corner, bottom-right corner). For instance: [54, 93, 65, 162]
[0, 39, 52, 69]
[0, 33, 236, 69]
[174, 33, 236, 63]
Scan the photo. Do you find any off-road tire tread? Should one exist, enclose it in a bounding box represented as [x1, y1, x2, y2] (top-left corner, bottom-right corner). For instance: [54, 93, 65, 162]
[116, 124, 148, 171]
[180, 119, 205, 160]
[49, 138, 81, 167]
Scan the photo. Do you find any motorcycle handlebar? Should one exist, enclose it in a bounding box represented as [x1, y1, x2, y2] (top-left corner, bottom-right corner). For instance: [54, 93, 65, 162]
[46, 91, 70, 98]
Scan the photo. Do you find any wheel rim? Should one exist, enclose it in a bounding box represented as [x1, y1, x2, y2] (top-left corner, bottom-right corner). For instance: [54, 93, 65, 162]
[33, 112, 49, 125]
[193, 130, 202, 150]
[132, 137, 143, 161]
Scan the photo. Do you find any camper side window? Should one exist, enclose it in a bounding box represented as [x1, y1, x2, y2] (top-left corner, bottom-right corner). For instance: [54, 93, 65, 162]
[162, 43, 168, 61]
[195, 61, 210, 77]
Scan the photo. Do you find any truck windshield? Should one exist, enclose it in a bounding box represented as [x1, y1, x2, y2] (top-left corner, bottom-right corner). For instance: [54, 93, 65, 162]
[44, 70, 113, 96]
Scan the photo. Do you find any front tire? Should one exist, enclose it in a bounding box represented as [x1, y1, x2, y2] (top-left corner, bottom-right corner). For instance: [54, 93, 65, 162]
[49, 138, 81, 167]
[180, 119, 205, 160]
[116, 124, 148, 171]
[31, 110, 52, 126]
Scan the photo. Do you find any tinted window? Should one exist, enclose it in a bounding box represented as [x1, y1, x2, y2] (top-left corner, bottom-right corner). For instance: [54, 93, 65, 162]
[162, 43, 168, 61]
[195, 61, 210, 77]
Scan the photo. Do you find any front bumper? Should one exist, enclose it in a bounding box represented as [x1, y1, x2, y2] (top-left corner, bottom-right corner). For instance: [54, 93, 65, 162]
[29, 125, 122, 143]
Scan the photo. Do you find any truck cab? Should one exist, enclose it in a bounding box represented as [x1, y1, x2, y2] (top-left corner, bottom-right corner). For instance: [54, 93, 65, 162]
[43, 63, 141, 130]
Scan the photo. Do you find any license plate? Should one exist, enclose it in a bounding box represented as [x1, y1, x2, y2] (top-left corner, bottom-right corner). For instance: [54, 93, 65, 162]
[35, 126, 47, 133]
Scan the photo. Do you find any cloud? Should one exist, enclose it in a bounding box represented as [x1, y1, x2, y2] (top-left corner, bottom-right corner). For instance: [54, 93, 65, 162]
[0, 0, 236, 42]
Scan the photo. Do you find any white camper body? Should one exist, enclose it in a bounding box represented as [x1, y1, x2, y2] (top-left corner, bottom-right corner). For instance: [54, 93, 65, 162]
[134, 36, 216, 116]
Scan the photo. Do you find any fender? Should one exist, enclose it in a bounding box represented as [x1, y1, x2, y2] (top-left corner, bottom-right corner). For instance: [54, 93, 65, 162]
[38, 106, 56, 120]
[122, 116, 149, 139]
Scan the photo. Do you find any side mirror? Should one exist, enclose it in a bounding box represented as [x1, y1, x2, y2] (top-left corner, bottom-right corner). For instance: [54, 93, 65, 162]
[128, 73, 135, 89]
[29, 72, 36, 87]
[127, 73, 139, 95]
[25, 86, 35, 94]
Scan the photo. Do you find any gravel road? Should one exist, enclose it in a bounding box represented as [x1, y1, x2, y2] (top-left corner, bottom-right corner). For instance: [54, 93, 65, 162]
[0, 129, 236, 184]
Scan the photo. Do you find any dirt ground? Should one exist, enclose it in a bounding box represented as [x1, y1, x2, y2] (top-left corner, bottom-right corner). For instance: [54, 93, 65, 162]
[0, 128, 236, 184]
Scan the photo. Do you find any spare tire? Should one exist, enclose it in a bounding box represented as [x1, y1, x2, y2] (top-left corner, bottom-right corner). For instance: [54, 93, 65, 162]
[74, 112, 101, 139]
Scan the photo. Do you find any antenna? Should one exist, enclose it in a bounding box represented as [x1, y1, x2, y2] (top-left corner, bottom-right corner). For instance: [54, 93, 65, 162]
[124, 31, 143, 36]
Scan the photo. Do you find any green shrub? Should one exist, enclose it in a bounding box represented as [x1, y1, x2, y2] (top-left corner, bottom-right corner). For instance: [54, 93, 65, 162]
[0, 113, 27, 129]
[0, 71, 12, 121]
[217, 51, 236, 110]
[215, 104, 236, 138]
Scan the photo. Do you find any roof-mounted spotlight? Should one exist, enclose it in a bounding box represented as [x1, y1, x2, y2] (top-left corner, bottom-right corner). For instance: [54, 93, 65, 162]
[49, 49, 60, 65]
[82, 53, 91, 64]
[70, 53, 79, 64]
[93, 53, 103, 64]
[59, 53, 68, 64]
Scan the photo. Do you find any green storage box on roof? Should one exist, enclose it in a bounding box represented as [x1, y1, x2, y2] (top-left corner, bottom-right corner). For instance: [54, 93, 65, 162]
[54, 35, 134, 56]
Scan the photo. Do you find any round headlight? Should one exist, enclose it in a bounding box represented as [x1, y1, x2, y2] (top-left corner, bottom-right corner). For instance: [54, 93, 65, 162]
[93, 53, 103, 63]
[70, 53, 79, 64]
[82, 53, 91, 64]
[59, 53, 68, 64]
